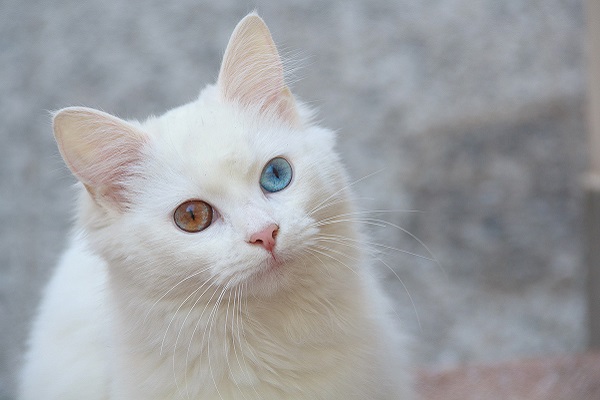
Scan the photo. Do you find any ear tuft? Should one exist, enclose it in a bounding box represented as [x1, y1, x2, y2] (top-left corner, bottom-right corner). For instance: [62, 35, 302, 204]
[53, 107, 147, 209]
[218, 13, 300, 126]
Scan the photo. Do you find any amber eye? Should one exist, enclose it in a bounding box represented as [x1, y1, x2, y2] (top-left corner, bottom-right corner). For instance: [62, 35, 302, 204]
[174, 200, 213, 233]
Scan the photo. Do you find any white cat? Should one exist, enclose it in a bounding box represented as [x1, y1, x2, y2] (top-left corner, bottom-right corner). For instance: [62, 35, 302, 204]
[18, 13, 411, 400]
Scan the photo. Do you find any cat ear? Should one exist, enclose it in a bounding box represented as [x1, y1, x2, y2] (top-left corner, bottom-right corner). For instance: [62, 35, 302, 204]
[53, 107, 147, 210]
[218, 13, 300, 126]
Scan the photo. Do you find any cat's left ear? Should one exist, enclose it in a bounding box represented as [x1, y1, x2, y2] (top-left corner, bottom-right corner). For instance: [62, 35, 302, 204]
[217, 13, 301, 126]
[53, 107, 147, 211]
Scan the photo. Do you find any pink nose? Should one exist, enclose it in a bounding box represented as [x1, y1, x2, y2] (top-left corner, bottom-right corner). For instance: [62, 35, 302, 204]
[249, 224, 279, 252]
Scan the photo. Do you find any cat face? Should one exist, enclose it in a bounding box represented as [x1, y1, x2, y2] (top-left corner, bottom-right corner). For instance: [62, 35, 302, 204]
[117, 94, 343, 295]
[54, 15, 356, 297]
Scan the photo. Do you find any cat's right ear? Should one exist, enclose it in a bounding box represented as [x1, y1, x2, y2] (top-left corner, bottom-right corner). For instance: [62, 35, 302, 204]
[53, 107, 147, 211]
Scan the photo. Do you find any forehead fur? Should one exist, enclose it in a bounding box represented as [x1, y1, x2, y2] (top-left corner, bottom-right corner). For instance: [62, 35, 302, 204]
[138, 86, 302, 200]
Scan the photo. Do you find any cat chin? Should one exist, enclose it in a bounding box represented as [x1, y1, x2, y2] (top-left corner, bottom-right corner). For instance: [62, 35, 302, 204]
[217, 253, 297, 298]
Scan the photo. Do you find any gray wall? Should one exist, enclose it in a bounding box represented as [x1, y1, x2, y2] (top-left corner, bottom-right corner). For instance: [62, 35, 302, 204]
[0, 0, 586, 397]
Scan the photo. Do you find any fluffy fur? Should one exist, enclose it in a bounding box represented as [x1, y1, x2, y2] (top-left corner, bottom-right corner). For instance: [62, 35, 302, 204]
[19, 13, 411, 399]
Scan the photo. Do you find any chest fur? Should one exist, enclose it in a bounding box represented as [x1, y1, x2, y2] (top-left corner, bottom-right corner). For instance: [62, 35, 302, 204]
[110, 285, 377, 400]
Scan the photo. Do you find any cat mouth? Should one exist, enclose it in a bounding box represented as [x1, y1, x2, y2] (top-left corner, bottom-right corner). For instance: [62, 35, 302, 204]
[265, 253, 284, 271]
[251, 252, 285, 280]
[273, 252, 288, 267]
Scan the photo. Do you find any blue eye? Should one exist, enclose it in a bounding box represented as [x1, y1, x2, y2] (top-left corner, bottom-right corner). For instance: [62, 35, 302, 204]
[260, 157, 293, 193]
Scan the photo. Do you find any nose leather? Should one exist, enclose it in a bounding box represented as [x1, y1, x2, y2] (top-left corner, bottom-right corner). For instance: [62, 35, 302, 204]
[249, 224, 279, 252]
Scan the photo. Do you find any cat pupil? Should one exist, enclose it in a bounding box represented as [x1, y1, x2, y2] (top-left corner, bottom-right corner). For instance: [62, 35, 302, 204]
[187, 206, 195, 220]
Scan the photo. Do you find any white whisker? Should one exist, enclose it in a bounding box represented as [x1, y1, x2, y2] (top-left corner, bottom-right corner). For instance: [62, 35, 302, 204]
[316, 233, 437, 263]
[144, 268, 210, 324]
[305, 247, 360, 278]
[308, 169, 384, 216]
[239, 282, 264, 399]
[373, 255, 422, 332]
[317, 209, 423, 226]
[199, 282, 231, 400]
[171, 279, 220, 399]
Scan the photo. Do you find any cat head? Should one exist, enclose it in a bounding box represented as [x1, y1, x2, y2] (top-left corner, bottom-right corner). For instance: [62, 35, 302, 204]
[54, 13, 357, 297]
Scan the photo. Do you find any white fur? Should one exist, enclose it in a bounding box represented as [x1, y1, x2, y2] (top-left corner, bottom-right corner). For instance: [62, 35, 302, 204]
[19, 13, 411, 400]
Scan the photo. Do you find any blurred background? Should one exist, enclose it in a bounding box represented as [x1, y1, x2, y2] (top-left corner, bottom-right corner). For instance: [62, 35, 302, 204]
[0, 0, 589, 398]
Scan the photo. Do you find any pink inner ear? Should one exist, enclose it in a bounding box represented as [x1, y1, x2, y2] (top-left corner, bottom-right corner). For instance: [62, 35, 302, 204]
[217, 14, 301, 126]
[261, 86, 300, 126]
[53, 107, 147, 210]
